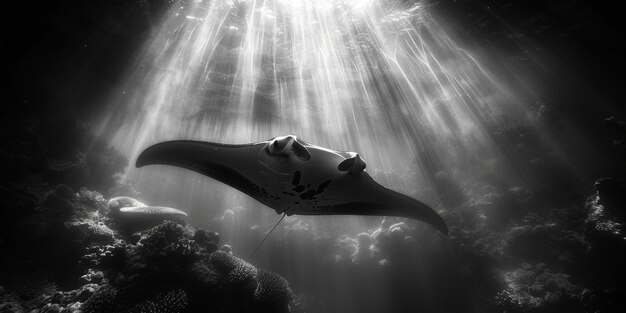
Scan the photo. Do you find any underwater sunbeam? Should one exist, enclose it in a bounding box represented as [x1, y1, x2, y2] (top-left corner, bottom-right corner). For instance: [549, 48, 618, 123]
[96, 0, 575, 259]
[98, 0, 546, 222]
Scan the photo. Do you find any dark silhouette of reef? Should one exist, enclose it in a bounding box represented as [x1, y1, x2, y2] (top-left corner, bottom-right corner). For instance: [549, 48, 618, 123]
[444, 179, 626, 313]
[268, 176, 626, 313]
[0, 186, 294, 313]
[0, 116, 294, 313]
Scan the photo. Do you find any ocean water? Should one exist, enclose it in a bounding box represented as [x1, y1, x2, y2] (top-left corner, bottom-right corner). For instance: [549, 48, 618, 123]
[2, 0, 625, 312]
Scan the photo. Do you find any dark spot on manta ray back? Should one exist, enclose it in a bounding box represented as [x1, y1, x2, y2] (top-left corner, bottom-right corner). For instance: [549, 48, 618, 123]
[299, 180, 332, 200]
[318, 180, 332, 191]
[292, 171, 301, 186]
[300, 190, 317, 200]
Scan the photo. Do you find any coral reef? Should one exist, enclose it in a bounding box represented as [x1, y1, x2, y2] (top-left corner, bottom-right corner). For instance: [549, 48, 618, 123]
[0, 115, 294, 313]
[126, 289, 188, 313]
[137, 220, 200, 265]
[496, 264, 584, 312]
[255, 270, 293, 304]
[442, 178, 626, 312]
[0, 195, 294, 313]
[261, 175, 625, 313]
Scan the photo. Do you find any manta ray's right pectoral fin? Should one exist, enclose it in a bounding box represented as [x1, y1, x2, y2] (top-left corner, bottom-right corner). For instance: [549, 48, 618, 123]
[385, 189, 449, 235]
[344, 176, 448, 234]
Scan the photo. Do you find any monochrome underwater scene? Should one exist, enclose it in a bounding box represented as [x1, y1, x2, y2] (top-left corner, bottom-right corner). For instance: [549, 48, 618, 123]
[3, 0, 626, 312]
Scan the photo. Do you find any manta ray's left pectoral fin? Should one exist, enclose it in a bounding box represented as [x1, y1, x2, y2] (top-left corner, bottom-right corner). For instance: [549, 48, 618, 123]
[135, 140, 263, 199]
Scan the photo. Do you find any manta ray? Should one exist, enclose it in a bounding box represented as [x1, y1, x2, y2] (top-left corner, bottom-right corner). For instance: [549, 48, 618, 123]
[136, 135, 448, 234]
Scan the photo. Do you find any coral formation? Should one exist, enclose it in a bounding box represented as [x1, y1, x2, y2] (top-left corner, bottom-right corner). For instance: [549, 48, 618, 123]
[498, 264, 584, 311]
[0, 115, 294, 313]
[255, 270, 293, 303]
[126, 289, 188, 313]
[137, 220, 200, 263]
[82, 287, 119, 313]
[1, 208, 294, 313]
[192, 229, 220, 253]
